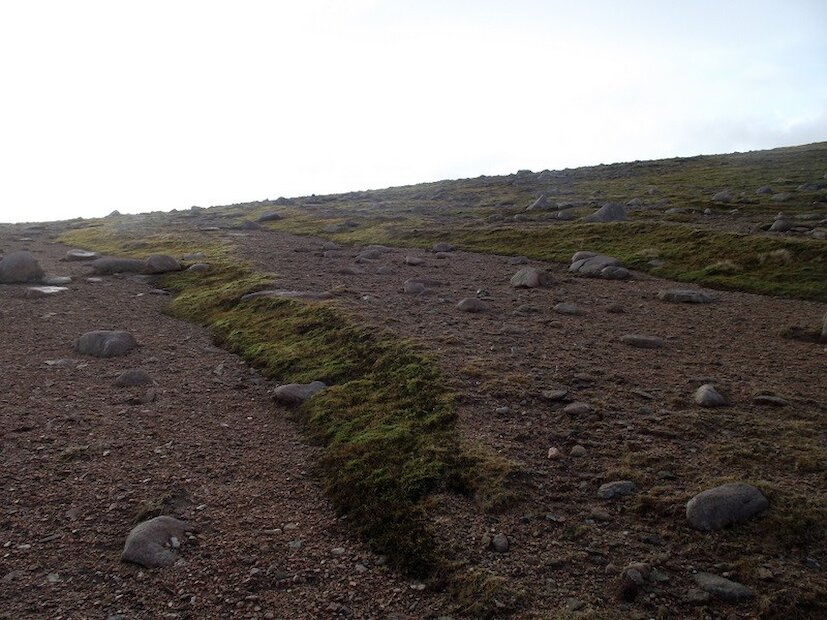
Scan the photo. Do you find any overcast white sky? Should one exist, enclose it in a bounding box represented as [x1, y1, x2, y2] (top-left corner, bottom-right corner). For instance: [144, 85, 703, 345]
[1, 0, 825, 223]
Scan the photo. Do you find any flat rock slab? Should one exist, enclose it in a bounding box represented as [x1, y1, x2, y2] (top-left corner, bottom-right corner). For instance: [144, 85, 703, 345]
[686, 482, 769, 531]
[658, 289, 716, 303]
[272, 381, 327, 406]
[693, 572, 754, 603]
[43, 276, 72, 285]
[553, 303, 583, 316]
[597, 480, 636, 500]
[241, 290, 333, 302]
[405, 256, 424, 266]
[65, 249, 100, 261]
[510, 267, 552, 288]
[91, 257, 147, 275]
[620, 334, 664, 349]
[75, 330, 139, 358]
[0, 250, 44, 284]
[122, 516, 189, 568]
[26, 286, 68, 298]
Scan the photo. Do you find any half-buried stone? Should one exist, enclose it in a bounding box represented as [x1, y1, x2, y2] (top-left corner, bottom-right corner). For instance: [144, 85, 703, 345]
[90, 257, 147, 275]
[272, 381, 326, 406]
[64, 249, 100, 261]
[122, 516, 189, 568]
[114, 369, 155, 387]
[145, 254, 181, 274]
[597, 480, 636, 500]
[0, 250, 44, 284]
[257, 212, 282, 222]
[657, 289, 716, 303]
[694, 384, 727, 407]
[510, 267, 552, 288]
[43, 276, 72, 286]
[26, 286, 68, 298]
[693, 573, 754, 604]
[620, 334, 664, 349]
[686, 482, 768, 531]
[457, 298, 486, 313]
[432, 242, 455, 253]
[75, 331, 139, 358]
[553, 303, 583, 316]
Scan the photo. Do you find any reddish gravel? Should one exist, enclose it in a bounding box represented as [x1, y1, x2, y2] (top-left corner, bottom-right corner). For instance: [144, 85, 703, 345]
[0, 231, 453, 619]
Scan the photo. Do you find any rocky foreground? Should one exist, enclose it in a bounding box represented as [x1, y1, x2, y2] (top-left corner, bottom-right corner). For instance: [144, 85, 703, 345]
[1, 218, 825, 619]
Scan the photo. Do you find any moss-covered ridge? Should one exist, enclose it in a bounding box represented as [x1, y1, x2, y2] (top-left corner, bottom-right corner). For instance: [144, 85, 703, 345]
[59, 224, 518, 616]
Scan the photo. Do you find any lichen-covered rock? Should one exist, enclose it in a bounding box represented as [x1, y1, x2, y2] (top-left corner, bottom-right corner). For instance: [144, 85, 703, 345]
[0, 250, 44, 284]
[122, 516, 189, 568]
[510, 267, 552, 288]
[75, 330, 138, 358]
[686, 483, 768, 531]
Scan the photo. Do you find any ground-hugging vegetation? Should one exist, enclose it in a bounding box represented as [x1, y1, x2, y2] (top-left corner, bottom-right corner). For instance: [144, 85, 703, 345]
[59, 224, 519, 617]
[219, 142, 827, 301]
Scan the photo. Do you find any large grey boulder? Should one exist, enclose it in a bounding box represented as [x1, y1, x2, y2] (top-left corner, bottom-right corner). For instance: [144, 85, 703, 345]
[90, 257, 147, 275]
[0, 250, 44, 283]
[583, 203, 626, 223]
[657, 289, 716, 304]
[693, 572, 754, 603]
[686, 483, 768, 531]
[65, 249, 100, 261]
[510, 267, 552, 288]
[75, 331, 138, 358]
[145, 255, 181, 274]
[272, 381, 326, 406]
[122, 516, 189, 568]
